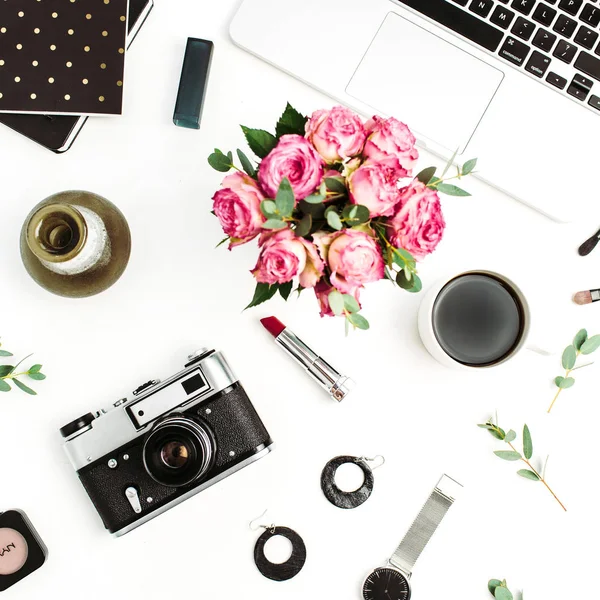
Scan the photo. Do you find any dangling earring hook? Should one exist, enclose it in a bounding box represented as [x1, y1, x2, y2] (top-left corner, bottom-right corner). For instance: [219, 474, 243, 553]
[361, 455, 386, 470]
[249, 509, 276, 533]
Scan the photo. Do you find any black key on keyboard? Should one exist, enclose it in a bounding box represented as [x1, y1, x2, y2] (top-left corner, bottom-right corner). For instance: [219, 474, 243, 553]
[558, 0, 584, 15]
[511, 0, 536, 15]
[491, 5, 517, 28]
[547, 71, 568, 88]
[580, 3, 600, 26]
[499, 36, 532, 65]
[553, 14, 578, 36]
[525, 50, 552, 75]
[575, 25, 599, 49]
[469, 0, 494, 17]
[568, 73, 593, 99]
[451, 0, 469, 5]
[589, 94, 600, 110]
[575, 50, 600, 81]
[394, 0, 505, 52]
[533, 28, 558, 50]
[532, 3, 558, 25]
[512, 16, 537, 39]
[553, 39, 578, 62]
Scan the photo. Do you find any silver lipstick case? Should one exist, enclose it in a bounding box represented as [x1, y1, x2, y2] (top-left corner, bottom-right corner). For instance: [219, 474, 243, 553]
[276, 329, 354, 402]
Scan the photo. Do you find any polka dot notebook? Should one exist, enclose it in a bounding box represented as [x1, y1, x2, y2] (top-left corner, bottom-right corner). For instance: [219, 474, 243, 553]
[0, 0, 129, 116]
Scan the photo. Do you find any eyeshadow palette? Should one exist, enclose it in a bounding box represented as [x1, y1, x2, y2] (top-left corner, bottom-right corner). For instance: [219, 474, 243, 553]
[0, 0, 129, 116]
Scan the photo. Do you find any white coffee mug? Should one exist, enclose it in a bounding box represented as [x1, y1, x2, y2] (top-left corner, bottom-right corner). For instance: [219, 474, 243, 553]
[418, 270, 547, 370]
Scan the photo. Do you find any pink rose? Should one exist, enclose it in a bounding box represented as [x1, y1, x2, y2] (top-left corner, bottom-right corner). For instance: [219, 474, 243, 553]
[212, 172, 265, 248]
[314, 230, 384, 294]
[388, 180, 446, 260]
[258, 134, 324, 201]
[364, 116, 419, 174]
[305, 106, 367, 163]
[314, 280, 361, 318]
[348, 160, 407, 218]
[252, 229, 324, 288]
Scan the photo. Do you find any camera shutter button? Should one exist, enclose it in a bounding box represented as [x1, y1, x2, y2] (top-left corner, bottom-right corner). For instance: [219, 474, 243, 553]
[125, 487, 142, 514]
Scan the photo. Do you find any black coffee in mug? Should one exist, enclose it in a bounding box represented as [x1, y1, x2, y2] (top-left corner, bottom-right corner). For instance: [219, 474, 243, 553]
[432, 273, 525, 366]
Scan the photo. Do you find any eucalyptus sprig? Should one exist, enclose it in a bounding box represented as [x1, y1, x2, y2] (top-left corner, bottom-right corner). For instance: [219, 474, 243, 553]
[0, 339, 46, 395]
[416, 150, 477, 197]
[548, 328, 600, 413]
[489, 579, 520, 600]
[478, 417, 566, 512]
[327, 289, 369, 333]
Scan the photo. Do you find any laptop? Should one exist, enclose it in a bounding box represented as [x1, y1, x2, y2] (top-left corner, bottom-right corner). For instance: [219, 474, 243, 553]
[230, 0, 600, 222]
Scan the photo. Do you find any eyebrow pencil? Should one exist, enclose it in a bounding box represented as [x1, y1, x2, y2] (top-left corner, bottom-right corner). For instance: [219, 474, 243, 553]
[260, 316, 354, 402]
[573, 289, 600, 305]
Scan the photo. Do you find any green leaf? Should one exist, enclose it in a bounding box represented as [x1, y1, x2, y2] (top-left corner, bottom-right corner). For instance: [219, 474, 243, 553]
[262, 219, 287, 230]
[436, 182, 471, 197]
[343, 294, 360, 314]
[488, 580, 503, 596]
[392, 247, 416, 268]
[523, 424, 533, 460]
[237, 149, 256, 178]
[348, 313, 370, 330]
[416, 166, 437, 185]
[0, 350, 13, 357]
[207, 149, 232, 172]
[517, 469, 540, 481]
[327, 211, 343, 231]
[559, 377, 575, 389]
[461, 158, 478, 176]
[562, 345, 577, 370]
[28, 372, 46, 381]
[490, 427, 506, 441]
[295, 214, 312, 238]
[495, 587, 513, 600]
[215, 237, 229, 249]
[275, 177, 295, 217]
[260, 200, 278, 218]
[396, 270, 422, 293]
[493, 450, 522, 461]
[0, 365, 14, 377]
[441, 148, 459, 178]
[580, 335, 600, 355]
[328, 290, 345, 316]
[13, 379, 36, 395]
[574, 329, 588, 351]
[554, 376, 565, 387]
[279, 281, 293, 301]
[504, 429, 517, 443]
[28, 364, 42, 374]
[342, 204, 370, 226]
[0, 380, 11, 392]
[245, 283, 279, 310]
[304, 193, 325, 205]
[240, 126, 277, 159]
[275, 103, 308, 138]
[325, 177, 347, 195]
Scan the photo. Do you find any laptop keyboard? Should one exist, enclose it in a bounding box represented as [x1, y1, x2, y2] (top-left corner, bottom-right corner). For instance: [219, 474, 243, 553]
[395, 0, 600, 114]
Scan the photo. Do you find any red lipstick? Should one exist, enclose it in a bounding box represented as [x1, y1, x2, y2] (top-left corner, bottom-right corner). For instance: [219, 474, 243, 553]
[260, 316, 354, 402]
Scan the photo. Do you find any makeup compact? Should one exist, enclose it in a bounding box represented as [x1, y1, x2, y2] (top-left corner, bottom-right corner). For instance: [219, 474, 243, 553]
[0, 510, 47, 592]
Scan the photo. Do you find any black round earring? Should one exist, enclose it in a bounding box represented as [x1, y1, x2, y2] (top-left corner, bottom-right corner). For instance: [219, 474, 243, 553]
[250, 512, 307, 582]
[320, 455, 385, 509]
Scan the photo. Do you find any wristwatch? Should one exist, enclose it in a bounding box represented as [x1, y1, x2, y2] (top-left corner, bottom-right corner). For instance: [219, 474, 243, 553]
[362, 474, 462, 600]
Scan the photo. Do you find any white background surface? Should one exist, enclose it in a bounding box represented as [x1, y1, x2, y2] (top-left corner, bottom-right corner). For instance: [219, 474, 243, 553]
[1, 2, 599, 599]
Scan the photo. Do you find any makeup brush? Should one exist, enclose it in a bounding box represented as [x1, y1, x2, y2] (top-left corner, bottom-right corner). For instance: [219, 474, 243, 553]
[578, 227, 600, 256]
[573, 289, 600, 305]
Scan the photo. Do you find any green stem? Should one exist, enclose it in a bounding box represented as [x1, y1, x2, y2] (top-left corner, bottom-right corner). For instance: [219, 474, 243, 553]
[548, 350, 580, 413]
[428, 172, 462, 188]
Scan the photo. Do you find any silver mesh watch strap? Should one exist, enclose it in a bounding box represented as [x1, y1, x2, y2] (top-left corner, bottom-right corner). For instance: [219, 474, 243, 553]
[389, 475, 462, 576]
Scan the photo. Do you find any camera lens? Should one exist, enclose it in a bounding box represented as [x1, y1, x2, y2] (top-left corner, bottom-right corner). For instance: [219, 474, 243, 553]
[143, 416, 215, 487]
[160, 441, 190, 469]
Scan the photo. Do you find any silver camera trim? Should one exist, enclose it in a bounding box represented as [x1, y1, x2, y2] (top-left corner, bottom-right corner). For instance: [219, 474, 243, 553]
[62, 351, 238, 472]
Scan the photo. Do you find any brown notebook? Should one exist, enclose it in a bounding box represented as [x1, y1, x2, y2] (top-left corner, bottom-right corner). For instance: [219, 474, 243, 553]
[0, 0, 129, 116]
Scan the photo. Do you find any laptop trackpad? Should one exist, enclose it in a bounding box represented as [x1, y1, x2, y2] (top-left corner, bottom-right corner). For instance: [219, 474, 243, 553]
[346, 12, 504, 153]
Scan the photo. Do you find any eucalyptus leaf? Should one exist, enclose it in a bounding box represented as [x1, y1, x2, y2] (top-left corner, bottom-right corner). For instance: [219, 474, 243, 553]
[245, 283, 279, 310]
[342, 204, 370, 226]
[240, 126, 277, 159]
[327, 211, 343, 231]
[436, 182, 471, 197]
[28, 372, 46, 381]
[495, 586, 513, 600]
[325, 177, 347, 194]
[304, 194, 325, 205]
[328, 290, 345, 316]
[0, 380, 10, 392]
[504, 429, 517, 443]
[0, 365, 14, 377]
[416, 166, 437, 185]
[295, 214, 312, 238]
[262, 219, 287, 230]
[260, 200, 278, 218]
[493, 450, 522, 461]
[580, 335, 600, 355]
[554, 376, 565, 388]
[13, 379, 36, 395]
[396, 270, 422, 293]
[279, 281, 293, 301]
[207, 149, 232, 172]
[275, 177, 295, 217]
[559, 377, 575, 389]
[562, 345, 577, 370]
[0, 350, 13, 357]
[461, 158, 478, 176]
[517, 469, 540, 481]
[348, 313, 370, 330]
[523, 424, 533, 460]
[237, 149, 256, 178]
[488, 580, 503, 596]
[343, 294, 360, 314]
[275, 103, 308, 138]
[574, 329, 588, 351]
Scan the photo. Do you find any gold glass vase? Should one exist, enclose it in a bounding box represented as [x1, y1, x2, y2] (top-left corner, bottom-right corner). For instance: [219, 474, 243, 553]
[20, 190, 131, 298]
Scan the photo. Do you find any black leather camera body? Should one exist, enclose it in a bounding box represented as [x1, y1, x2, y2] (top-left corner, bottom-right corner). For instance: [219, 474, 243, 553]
[60, 349, 273, 536]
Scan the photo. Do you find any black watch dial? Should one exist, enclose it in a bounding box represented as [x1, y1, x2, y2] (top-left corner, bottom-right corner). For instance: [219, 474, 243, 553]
[363, 567, 411, 600]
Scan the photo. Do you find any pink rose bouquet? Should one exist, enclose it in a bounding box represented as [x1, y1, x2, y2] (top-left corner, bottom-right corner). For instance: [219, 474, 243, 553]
[208, 103, 476, 332]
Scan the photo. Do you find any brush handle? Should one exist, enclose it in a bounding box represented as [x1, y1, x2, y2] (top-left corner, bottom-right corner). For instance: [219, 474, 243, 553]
[578, 228, 600, 256]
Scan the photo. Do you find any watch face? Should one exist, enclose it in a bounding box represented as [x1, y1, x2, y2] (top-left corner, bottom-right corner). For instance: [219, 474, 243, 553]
[363, 568, 411, 600]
